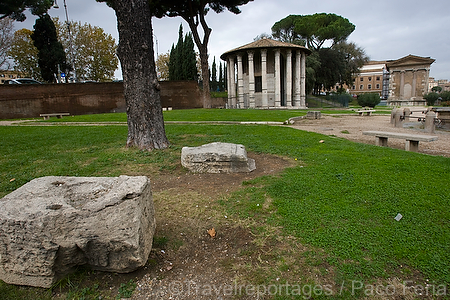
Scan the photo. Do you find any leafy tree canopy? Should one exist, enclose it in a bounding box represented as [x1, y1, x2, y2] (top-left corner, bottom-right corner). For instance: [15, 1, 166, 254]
[272, 13, 355, 50]
[8, 28, 42, 79]
[54, 18, 118, 81]
[0, 0, 53, 21]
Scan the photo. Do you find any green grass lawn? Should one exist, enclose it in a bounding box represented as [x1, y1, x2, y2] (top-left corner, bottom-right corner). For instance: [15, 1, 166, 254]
[34, 107, 391, 124]
[1, 115, 448, 299]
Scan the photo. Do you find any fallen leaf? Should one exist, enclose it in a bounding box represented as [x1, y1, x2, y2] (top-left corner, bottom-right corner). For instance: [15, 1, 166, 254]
[207, 228, 216, 238]
[10, 178, 15, 182]
[319, 140, 325, 143]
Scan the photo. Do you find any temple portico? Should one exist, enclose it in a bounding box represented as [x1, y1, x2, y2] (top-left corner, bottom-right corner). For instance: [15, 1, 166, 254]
[221, 38, 311, 109]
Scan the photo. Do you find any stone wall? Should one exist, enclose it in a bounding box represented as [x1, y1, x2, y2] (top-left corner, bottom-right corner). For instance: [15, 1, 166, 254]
[0, 81, 222, 119]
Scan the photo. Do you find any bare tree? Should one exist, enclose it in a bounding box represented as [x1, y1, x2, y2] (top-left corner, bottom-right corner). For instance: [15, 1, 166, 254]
[0, 17, 14, 69]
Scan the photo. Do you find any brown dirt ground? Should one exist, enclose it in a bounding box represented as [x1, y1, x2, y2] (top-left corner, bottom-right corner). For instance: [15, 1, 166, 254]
[129, 153, 297, 300]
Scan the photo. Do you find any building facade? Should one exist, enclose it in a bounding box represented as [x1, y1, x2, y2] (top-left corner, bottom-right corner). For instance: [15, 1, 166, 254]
[386, 55, 435, 104]
[220, 38, 311, 109]
[0, 70, 24, 84]
[349, 61, 389, 99]
[347, 55, 435, 105]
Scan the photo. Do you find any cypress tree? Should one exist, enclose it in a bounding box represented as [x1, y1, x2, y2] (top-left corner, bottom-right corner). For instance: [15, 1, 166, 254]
[183, 33, 197, 81]
[175, 24, 183, 80]
[168, 44, 176, 81]
[31, 14, 68, 83]
[218, 62, 223, 92]
[211, 56, 217, 91]
[168, 24, 198, 81]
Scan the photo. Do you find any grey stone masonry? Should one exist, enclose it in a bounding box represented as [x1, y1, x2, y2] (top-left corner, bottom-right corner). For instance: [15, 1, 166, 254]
[0, 175, 155, 288]
[181, 142, 256, 173]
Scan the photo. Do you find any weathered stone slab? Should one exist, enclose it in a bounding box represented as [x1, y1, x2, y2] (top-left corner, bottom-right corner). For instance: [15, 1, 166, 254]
[181, 142, 256, 173]
[306, 111, 321, 119]
[0, 175, 155, 288]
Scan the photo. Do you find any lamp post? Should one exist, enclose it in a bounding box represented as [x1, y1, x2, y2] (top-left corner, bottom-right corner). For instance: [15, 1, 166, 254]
[53, 0, 77, 82]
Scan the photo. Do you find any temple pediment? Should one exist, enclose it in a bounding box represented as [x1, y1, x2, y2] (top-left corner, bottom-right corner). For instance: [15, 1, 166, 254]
[387, 55, 435, 68]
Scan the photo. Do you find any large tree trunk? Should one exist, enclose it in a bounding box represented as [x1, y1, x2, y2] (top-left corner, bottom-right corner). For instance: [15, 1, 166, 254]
[185, 13, 212, 109]
[198, 44, 211, 108]
[114, 0, 169, 150]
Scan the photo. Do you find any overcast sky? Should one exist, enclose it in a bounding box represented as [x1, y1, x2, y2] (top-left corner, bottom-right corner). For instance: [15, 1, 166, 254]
[19, 0, 450, 80]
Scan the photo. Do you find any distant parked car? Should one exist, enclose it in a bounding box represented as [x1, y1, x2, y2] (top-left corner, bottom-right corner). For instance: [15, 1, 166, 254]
[4, 78, 42, 84]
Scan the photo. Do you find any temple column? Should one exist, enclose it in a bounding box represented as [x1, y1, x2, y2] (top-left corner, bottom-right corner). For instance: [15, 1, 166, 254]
[294, 50, 301, 107]
[248, 51, 255, 108]
[237, 54, 244, 108]
[228, 56, 236, 108]
[300, 51, 306, 107]
[286, 50, 292, 107]
[412, 69, 417, 98]
[261, 49, 268, 107]
[400, 71, 405, 99]
[275, 49, 281, 107]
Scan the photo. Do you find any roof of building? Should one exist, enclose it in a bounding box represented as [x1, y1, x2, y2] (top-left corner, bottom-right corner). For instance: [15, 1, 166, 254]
[220, 38, 312, 60]
[386, 54, 435, 67]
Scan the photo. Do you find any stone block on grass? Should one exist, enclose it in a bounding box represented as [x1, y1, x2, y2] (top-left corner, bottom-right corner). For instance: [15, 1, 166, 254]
[181, 142, 256, 173]
[0, 175, 155, 288]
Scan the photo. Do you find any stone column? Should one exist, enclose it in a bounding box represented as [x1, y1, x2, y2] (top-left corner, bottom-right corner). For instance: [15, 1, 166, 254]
[300, 52, 306, 107]
[237, 54, 244, 108]
[261, 49, 268, 107]
[400, 71, 405, 100]
[412, 69, 417, 99]
[226, 57, 231, 108]
[294, 50, 301, 107]
[275, 49, 281, 107]
[228, 57, 236, 108]
[286, 50, 292, 107]
[248, 51, 255, 108]
[394, 109, 403, 128]
[425, 110, 436, 133]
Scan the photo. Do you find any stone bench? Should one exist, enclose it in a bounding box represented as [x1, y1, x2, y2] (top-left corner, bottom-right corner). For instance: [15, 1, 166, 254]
[39, 112, 70, 120]
[357, 109, 376, 116]
[363, 131, 438, 152]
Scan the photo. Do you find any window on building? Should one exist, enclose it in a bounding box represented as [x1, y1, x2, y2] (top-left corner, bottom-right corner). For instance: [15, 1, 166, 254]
[360, 78, 364, 82]
[255, 76, 262, 93]
[376, 84, 380, 89]
[359, 85, 363, 90]
[376, 76, 381, 81]
[352, 85, 356, 90]
[368, 77, 372, 81]
[368, 84, 372, 90]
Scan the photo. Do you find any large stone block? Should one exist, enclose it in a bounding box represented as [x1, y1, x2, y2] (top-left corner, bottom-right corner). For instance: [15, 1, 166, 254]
[181, 142, 256, 173]
[0, 175, 155, 288]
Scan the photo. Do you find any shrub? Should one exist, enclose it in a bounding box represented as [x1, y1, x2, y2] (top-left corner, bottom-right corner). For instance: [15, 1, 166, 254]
[326, 93, 352, 107]
[440, 91, 450, 102]
[357, 93, 381, 108]
[423, 92, 440, 106]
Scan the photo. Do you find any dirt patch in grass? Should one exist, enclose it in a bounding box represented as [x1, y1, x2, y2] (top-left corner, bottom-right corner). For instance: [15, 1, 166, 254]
[50, 152, 315, 300]
[128, 153, 300, 299]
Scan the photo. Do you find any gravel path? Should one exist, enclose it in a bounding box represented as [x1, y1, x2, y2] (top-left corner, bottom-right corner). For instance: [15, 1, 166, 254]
[289, 113, 450, 157]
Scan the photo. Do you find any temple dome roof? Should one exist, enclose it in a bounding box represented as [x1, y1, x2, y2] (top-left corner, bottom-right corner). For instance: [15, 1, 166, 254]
[220, 38, 312, 60]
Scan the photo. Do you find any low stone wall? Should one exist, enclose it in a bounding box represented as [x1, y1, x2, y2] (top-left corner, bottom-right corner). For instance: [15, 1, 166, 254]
[0, 81, 223, 119]
[387, 99, 426, 106]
